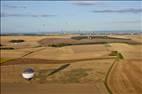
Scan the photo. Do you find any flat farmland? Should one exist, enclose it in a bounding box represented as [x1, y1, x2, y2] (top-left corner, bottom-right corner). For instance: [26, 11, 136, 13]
[1, 58, 114, 94]
[1, 36, 47, 48]
[108, 59, 142, 94]
[39, 36, 141, 47]
[0, 35, 142, 94]
[24, 44, 110, 60]
[1, 59, 114, 83]
[109, 43, 142, 59]
[1, 35, 75, 43]
[0, 47, 45, 59]
[1, 35, 77, 49]
[107, 40, 142, 94]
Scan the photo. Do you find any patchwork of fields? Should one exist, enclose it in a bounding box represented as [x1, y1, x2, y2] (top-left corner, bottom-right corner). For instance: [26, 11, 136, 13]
[0, 35, 142, 94]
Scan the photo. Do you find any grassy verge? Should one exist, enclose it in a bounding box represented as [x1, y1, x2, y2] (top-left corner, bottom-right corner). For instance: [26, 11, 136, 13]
[104, 51, 124, 94]
[0, 58, 15, 64]
[48, 43, 72, 47]
[0, 47, 15, 50]
[104, 60, 116, 94]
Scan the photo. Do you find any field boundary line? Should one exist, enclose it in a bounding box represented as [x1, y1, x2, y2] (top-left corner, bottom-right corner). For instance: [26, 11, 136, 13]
[0, 58, 16, 65]
[104, 59, 118, 94]
[0, 48, 46, 65]
[1, 57, 116, 66]
[21, 48, 46, 57]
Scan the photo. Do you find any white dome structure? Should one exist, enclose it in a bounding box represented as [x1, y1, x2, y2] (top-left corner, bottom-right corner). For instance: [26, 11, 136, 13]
[22, 68, 35, 80]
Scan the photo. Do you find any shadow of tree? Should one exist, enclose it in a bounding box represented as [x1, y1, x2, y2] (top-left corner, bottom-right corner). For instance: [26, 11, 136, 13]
[34, 64, 70, 83]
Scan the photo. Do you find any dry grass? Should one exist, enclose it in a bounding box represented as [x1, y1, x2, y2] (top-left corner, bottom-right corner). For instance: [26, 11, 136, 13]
[1, 35, 142, 94]
[109, 43, 142, 59]
[108, 59, 142, 94]
[107, 39, 142, 94]
[1, 35, 79, 49]
[0, 59, 114, 84]
[1, 35, 77, 44]
[1, 36, 46, 48]
[0, 47, 45, 59]
[109, 35, 142, 43]
[25, 44, 110, 60]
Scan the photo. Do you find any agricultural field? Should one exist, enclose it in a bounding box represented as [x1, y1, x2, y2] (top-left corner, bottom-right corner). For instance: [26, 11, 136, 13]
[0, 58, 13, 63]
[0, 35, 142, 94]
[23, 44, 110, 60]
[107, 42, 142, 94]
[108, 59, 142, 94]
[39, 35, 141, 47]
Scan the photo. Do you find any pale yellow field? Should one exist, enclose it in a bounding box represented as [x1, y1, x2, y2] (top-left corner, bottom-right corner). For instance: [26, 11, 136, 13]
[109, 43, 142, 59]
[1, 35, 79, 49]
[0, 47, 45, 59]
[1, 35, 142, 94]
[1, 59, 113, 94]
[107, 39, 142, 94]
[1, 35, 78, 44]
[108, 59, 142, 94]
[24, 44, 110, 60]
[109, 35, 142, 42]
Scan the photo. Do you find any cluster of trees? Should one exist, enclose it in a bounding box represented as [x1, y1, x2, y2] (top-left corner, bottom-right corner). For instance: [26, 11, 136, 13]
[9, 40, 24, 43]
[109, 51, 124, 59]
[48, 43, 72, 47]
[48, 42, 108, 47]
[0, 47, 15, 50]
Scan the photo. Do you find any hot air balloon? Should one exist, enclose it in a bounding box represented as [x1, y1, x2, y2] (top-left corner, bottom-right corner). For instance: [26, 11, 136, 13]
[22, 68, 35, 80]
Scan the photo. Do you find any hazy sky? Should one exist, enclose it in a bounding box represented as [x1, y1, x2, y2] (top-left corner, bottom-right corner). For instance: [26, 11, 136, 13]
[1, 1, 142, 33]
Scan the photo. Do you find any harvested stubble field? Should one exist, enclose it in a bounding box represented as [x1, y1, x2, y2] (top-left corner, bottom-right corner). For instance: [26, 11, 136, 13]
[0, 47, 45, 59]
[0, 35, 75, 49]
[109, 35, 142, 43]
[109, 43, 142, 59]
[39, 36, 142, 47]
[107, 41, 142, 94]
[1, 36, 47, 48]
[1, 58, 114, 83]
[1, 58, 113, 94]
[23, 44, 110, 60]
[0, 35, 142, 94]
[1, 35, 74, 44]
[108, 59, 142, 94]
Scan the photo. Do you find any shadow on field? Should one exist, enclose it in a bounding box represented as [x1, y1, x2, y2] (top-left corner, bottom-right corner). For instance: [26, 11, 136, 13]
[34, 64, 92, 84]
[48, 64, 70, 76]
[35, 64, 70, 83]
